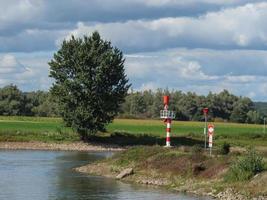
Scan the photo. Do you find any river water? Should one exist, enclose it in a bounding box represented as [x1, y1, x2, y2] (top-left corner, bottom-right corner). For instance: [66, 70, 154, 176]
[0, 150, 209, 200]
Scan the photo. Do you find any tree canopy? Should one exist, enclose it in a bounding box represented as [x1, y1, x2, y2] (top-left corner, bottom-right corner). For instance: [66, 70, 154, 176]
[0, 85, 58, 117]
[119, 89, 260, 123]
[49, 32, 130, 139]
[0, 84, 265, 124]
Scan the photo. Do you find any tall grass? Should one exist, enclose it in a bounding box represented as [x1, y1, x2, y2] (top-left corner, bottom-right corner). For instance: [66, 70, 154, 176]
[225, 148, 265, 182]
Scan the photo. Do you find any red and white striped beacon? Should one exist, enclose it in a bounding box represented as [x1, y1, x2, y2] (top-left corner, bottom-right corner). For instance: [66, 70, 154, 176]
[160, 96, 175, 147]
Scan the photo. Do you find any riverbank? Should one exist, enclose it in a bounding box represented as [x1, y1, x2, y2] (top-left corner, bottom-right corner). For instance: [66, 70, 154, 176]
[76, 146, 267, 200]
[0, 141, 124, 151]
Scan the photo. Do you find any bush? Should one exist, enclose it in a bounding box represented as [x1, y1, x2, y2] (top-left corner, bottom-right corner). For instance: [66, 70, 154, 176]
[191, 144, 203, 156]
[225, 148, 265, 182]
[220, 142, 230, 155]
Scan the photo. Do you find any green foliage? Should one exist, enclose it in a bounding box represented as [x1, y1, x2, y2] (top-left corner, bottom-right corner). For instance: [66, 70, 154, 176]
[230, 97, 254, 123]
[0, 83, 261, 124]
[0, 85, 59, 117]
[0, 85, 24, 115]
[246, 110, 261, 124]
[191, 144, 203, 156]
[254, 102, 267, 117]
[119, 89, 259, 123]
[211, 90, 238, 120]
[225, 148, 265, 182]
[113, 146, 163, 167]
[219, 142, 230, 155]
[49, 32, 130, 139]
[33, 98, 58, 117]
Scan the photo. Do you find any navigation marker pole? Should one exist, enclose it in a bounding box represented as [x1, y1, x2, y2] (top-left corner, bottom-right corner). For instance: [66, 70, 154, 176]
[203, 108, 209, 149]
[160, 96, 175, 147]
[165, 118, 171, 147]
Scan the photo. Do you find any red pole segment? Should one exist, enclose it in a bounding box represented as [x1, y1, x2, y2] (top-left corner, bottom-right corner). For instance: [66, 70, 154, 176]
[166, 118, 171, 147]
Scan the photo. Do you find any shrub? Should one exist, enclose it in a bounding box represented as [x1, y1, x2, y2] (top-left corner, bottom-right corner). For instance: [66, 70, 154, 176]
[220, 142, 230, 155]
[225, 148, 265, 182]
[191, 144, 203, 157]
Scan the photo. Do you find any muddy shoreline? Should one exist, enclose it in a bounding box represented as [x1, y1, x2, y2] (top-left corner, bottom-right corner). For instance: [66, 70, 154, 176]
[0, 141, 124, 152]
[76, 162, 267, 200]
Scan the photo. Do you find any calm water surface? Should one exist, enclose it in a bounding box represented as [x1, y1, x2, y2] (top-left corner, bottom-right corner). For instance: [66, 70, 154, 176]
[0, 150, 210, 200]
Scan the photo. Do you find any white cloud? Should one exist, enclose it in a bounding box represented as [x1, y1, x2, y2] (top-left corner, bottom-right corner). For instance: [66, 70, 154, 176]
[224, 75, 256, 83]
[61, 2, 267, 52]
[121, 0, 258, 7]
[0, 53, 53, 91]
[175, 58, 218, 80]
[125, 54, 217, 82]
[139, 82, 159, 91]
[0, 0, 43, 32]
[0, 0, 267, 101]
[0, 54, 33, 87]
[260, 83, 267, 95]
[125, 48, 267, 100]
[247, 91, 256, 99]
[0, 48, 266, 100]
[0, 54, 27, 74]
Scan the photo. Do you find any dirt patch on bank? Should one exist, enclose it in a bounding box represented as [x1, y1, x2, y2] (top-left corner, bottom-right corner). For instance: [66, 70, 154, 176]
[0, 142, 124, 151]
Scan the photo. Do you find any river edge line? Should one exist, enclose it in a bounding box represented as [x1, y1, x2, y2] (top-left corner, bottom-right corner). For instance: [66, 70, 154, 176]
[0, 142, 124, 152]
[75, 147, 267, 200]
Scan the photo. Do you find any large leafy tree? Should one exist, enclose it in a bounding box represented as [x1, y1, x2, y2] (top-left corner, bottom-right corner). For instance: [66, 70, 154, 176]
[49, 32, 130, 139]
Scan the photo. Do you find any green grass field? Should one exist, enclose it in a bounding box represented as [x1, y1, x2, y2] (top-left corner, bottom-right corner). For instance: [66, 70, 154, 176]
[0, 116, 77, 142]
[108, 119, 267, 146]
[0, 116, 266, 146]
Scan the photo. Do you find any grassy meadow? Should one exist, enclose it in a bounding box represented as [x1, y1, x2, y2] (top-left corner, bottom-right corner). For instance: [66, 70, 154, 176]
[0, 116, 77, 142]
[0, 116, 266, 147]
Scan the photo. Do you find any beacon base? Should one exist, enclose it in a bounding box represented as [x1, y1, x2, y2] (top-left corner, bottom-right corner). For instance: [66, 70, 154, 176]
[164, 142, 172, 148]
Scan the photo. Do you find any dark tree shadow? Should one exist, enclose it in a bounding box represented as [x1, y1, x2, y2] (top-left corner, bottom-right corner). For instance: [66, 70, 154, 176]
[87, 132, 203, 147]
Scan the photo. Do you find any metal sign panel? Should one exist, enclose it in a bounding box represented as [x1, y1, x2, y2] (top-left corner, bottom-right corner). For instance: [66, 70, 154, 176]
[208, 124, 214, 148]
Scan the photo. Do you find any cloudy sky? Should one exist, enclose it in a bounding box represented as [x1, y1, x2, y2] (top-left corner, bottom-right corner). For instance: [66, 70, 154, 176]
[1, 0, 267, 101]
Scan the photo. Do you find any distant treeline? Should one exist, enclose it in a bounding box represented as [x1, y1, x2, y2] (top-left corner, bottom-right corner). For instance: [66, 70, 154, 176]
[120, 89, 266, 124]
[0, 85, 266, 124]
[0, 85, 59, 117]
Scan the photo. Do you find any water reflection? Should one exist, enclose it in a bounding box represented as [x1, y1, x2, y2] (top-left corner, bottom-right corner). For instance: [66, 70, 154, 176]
[0, 150, 209, 200]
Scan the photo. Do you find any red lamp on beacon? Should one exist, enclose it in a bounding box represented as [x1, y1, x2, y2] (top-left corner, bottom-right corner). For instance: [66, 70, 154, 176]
[203, 108, 209, 115]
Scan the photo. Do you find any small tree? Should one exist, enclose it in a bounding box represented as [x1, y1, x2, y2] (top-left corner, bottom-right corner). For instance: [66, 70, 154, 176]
[49, 32, 130, 140]
[0, 84, 24, 116]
